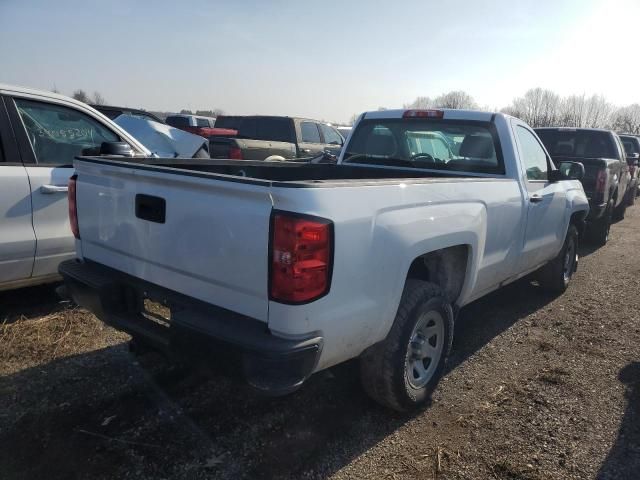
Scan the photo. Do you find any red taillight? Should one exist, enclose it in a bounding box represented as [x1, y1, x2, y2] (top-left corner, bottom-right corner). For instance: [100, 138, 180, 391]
[229, 146, 243, 160]
[68, 174, 80, 239]
[403, 109, 444, 119]
[270, 212, 333, 303]
[595, 169, 607, 194]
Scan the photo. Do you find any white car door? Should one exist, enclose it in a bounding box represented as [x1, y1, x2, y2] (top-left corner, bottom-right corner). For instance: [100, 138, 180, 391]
[512, 120, 567, 270]
[0, 100, 35, 284]
[7, 97, 124, 277]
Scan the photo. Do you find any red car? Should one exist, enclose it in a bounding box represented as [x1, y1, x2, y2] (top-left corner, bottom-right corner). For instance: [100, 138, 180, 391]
[165, 114, 236, 138]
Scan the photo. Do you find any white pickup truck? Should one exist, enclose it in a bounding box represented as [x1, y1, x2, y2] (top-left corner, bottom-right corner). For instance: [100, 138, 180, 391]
[60, 108, 589, 411]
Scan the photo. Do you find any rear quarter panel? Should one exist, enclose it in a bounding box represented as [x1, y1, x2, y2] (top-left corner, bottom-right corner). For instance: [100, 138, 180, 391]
[268, 178, 524, 370]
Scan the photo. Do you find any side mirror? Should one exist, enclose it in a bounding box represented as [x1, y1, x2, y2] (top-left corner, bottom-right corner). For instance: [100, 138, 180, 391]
[100, 141, 134, 157]
[550, 161, 584, 182]
[311, 150, 338, 164]
[627, 152, 639, 166]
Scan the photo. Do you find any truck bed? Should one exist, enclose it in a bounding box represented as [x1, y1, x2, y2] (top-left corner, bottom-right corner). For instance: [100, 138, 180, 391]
[78, 156, 481, 186]
[71, 155, 508, 325]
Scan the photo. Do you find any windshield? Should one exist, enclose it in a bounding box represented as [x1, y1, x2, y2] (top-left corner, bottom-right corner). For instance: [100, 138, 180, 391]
[343, 119, 503, 174]
[215, 116, 243, 129]
[536, 129, 618, 159]
[165, 115, 191, 128]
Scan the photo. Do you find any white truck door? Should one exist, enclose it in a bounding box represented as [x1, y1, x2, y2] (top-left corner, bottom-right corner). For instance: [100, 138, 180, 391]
[0, 100, 36, 283]
[512, 121, 567, 270]
[9, 97, 124, 277]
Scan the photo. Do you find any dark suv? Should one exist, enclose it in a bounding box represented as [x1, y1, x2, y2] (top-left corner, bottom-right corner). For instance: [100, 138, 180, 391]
[536, 128, 630, 245]
[209, 116, 345, 161]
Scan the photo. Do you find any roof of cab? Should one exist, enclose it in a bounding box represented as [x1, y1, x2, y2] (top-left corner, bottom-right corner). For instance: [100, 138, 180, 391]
[361, 108, 497, 122]
[0, 83, 94, 109]
[535, 127, 613, 133]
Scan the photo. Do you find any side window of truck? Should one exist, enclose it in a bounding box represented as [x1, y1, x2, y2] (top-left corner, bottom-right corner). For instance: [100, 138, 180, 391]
[238, 118, 258, 139]
[196, 117, 209, 127]
[14, 98, 120, 165]
[301, 122, 321, 143]
[516, 126, 548, 181]
[257, 118, 293, 142]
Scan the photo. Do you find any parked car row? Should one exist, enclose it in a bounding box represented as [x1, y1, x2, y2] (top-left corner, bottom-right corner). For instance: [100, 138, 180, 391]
[536, 128, 639, 246]
[209, 116, 345, 161]
[151, 112, 351, 162]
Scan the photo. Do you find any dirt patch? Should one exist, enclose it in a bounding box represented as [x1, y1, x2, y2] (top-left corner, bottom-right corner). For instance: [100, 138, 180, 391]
[2, 208, 640, 479]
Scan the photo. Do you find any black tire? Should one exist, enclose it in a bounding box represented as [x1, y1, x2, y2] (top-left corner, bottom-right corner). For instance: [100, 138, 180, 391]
[537, 224, 578, 293]
[588, 201, 613, 246]
[613, 201, 626, 221]
[360, 280, 454, 411]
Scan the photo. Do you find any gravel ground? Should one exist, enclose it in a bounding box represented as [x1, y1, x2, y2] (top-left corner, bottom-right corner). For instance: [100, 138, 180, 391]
[1, 207, 639, 480]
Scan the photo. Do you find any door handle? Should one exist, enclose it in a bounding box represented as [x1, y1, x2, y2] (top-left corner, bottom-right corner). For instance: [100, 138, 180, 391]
[40, 184, 69, 194]
[529, 194, 543, 203]
[300, 148, 311, 154]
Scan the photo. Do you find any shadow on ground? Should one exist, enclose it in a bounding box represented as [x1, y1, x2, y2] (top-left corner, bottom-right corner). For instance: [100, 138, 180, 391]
[0, 282, 65, 324]
[0, 278, 560, 480]
[596, 361, 640, 480]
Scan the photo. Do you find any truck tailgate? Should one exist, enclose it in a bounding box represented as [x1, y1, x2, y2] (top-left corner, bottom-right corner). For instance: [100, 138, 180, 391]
[74, 159, 273, 322]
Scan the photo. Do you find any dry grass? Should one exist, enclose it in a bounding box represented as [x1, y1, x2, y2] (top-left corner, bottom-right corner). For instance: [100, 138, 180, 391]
[0, 305, 127, 376]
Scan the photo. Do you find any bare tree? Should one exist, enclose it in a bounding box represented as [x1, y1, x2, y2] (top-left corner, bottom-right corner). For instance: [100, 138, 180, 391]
[558, 95, 585, 127]
[92, 91, 106, 105]
[502, 88, 561, 127]
[609, 105, 640, 134]
[434, 90, 478, 110]
[404, 91, 477, 110]
[51, 84, 60, 94]
[403, 96, 433, 109]
[555, 94, 613, 128]
[195, 109, 225, 117]
[179, 109, 193, 115]
[583, 95, 613, 128]
[72, 89, 89, 103]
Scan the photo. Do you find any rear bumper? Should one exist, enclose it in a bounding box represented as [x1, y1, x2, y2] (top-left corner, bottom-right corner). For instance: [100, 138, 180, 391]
[59, 259, 322, 395]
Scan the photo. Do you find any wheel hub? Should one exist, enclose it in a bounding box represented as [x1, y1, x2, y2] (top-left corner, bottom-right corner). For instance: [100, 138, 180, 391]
[563, 238, 576, 282]
[405, 311, 445, 389]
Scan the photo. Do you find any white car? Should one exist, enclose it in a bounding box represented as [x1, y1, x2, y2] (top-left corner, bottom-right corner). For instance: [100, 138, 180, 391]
[61, 108, 589, 410]
[0, 84, 149, 292]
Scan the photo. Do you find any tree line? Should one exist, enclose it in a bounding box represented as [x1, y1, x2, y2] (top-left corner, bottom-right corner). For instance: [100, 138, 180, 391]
[61, 88, 226, 120]
[402, 88, 640, 134]
[61, 86, 640, 133]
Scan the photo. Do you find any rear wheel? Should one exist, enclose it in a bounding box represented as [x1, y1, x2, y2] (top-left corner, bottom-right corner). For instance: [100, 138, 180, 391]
[613, 200, 627, 221]
[538, 224, 578, 293]
[360, 280, 453, 411]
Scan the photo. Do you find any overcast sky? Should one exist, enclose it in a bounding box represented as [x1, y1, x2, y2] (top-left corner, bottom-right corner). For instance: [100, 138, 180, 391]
[1, 0, 639, 123]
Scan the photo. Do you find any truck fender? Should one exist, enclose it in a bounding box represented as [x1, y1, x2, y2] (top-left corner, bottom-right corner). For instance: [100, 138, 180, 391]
[369, 203, 486, 345]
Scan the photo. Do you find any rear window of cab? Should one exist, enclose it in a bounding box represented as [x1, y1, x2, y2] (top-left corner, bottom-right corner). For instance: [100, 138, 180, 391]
[343, 119, 504, 175]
